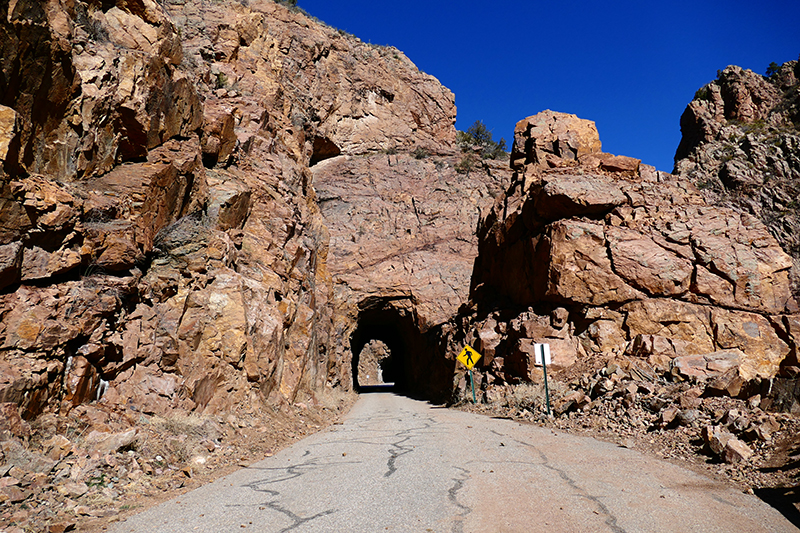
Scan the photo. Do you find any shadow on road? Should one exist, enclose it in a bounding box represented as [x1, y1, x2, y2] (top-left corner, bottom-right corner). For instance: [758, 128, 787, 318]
[356, 384, 397, 394]
[754, 486, 800, 528]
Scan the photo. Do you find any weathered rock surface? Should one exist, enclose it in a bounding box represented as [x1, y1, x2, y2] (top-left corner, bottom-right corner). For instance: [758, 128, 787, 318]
[167, 0, 456, 159]
[314, 153, 506, 323]
[442, 110, 798, 403]
[674, 61, 800, 298]
[0, 2, 476, 527]
[0, 0, 470, 428]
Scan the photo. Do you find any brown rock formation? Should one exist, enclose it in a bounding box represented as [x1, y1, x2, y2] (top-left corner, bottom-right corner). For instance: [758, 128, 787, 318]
[313, 151, 508, 398]
[0, 0, 468, 425]
[445, 110, 798, 401]
[674, 60, 800, 297]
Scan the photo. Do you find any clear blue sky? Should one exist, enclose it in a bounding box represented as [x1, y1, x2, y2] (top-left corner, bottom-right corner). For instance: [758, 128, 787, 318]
[297, 1, 800, 172]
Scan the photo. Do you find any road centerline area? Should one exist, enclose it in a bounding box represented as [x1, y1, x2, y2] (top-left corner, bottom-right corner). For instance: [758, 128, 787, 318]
[110, 394, 796, 533]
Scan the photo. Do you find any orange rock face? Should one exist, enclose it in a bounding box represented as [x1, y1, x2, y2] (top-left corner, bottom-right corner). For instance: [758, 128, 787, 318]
[453, 110, 799, 395]
[1, 0, 798, 428]
[0, 0, 467, 423]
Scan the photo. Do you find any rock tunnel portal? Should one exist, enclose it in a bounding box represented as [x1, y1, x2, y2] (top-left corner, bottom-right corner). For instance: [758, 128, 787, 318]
[349, 298, 454, 401]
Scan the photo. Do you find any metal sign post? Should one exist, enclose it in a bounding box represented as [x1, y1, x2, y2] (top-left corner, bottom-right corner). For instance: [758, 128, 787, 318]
[457, 345, 483, 404]
[534, 343, 552, 416]
[542, 346, 551, 416]
[469, 368, 476, 404]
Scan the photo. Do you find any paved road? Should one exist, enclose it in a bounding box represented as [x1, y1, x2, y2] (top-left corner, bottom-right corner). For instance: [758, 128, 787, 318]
[110, 394, 796, 532]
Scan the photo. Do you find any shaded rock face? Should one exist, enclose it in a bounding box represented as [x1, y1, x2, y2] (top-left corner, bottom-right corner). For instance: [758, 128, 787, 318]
[674, 61, 800, 298]
[442, 110, 799, 401]
[313, 152, 509, 398]
[0, 0, 464, 422]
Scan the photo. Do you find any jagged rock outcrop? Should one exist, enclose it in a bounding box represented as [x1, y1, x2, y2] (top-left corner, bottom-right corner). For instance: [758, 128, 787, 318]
[443, 110, 799, 401]
[167, 0, 456, 160]
[0, 0, 466, 424]
[674, 60, 800, 298]
[312, 152, 508, 393]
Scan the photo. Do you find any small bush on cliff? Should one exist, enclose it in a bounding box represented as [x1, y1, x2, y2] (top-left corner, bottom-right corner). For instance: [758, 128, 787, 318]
[457, 120, 507, 160]
[766, 61, 781, 78]
[412, 147, 429, 159]
[694, 86, 711, 102]
[454, 156, 474, 175]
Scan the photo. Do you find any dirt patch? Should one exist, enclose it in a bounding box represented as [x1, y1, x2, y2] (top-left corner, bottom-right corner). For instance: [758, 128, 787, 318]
[0, 391, 356, 533]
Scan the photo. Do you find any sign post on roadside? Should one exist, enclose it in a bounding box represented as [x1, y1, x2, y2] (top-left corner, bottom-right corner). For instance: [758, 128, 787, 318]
[457, 345, 482, 404]
[534, 343, 552, 416]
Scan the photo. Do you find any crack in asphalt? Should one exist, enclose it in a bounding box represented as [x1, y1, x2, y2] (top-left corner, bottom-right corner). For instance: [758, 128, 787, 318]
[384, 424, 425, 478]
[227, 407, 441, 531]
[505, 432, 627, 533]
[263, 503, 336, 533]
[327, 408, 438, 478]
[228, 457, 341, 532]
[448, 466, 472, 533]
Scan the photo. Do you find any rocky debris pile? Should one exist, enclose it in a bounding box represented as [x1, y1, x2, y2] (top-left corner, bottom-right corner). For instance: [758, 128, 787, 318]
[0, 393, 353, 532]
[442, 110, 798, 405]
[674, 60, 800, 295]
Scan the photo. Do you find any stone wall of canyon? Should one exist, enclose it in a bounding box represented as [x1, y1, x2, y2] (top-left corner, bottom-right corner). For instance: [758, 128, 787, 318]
[441, 109, 799, 403]
[0, 0, 488, 423]
[1, 0, 798, 427]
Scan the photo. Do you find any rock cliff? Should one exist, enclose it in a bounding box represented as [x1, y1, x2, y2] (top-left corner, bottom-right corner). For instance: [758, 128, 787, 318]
[674, 60, 800, 299]
[443, 110, 799, 403]
[0, 0, 476, 428]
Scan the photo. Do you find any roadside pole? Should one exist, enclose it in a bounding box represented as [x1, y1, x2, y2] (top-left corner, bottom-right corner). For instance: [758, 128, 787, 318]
[470, 368, 476, 404]
[457, 345, 483, 404]
[542, 345, 551, 416]
[535, 343, 552, 416]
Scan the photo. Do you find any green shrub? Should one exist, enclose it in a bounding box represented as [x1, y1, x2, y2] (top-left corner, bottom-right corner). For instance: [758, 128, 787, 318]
[412, 147, 429, 159]
[457, 120, 507, 160]
[454, 156, 474, 174]
[766, 61, 780, 77]
[694, 86, 711, 102]
[215, 72, 228, 89]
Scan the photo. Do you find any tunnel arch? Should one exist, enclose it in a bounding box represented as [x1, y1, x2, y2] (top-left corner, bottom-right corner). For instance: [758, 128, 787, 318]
[350, 299, 413, 391]
[349, 296, 456, 401]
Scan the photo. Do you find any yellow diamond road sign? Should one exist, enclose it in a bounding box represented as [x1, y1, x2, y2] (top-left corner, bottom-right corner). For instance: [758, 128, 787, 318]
[457, 345, 482, 370]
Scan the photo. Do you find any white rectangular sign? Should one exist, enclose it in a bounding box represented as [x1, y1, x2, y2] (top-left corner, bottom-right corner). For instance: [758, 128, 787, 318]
[534, 343, 551, 366]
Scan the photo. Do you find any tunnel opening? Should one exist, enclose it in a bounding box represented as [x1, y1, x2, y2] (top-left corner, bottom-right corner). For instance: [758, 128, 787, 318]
[350, 302, 410, 393]
[350, 298, 456, 402]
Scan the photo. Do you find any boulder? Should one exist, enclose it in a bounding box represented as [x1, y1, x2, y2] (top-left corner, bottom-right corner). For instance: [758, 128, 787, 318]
[511, 110, 602, 169]
[0, 403, 30, 439]
[723, 437, 753, 463]
[84, 428, 138, 456]
[703, 425, 735, 456]
[672, 350, 744, 381]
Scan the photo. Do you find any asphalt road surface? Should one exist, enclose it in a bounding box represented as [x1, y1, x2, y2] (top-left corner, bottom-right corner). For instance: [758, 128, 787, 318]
[110, 393, 797, 532]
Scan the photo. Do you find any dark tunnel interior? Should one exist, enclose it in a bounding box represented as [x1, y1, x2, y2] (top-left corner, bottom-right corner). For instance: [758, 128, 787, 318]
[350, 304, 410, 392]
[349, 299, 456, 402]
